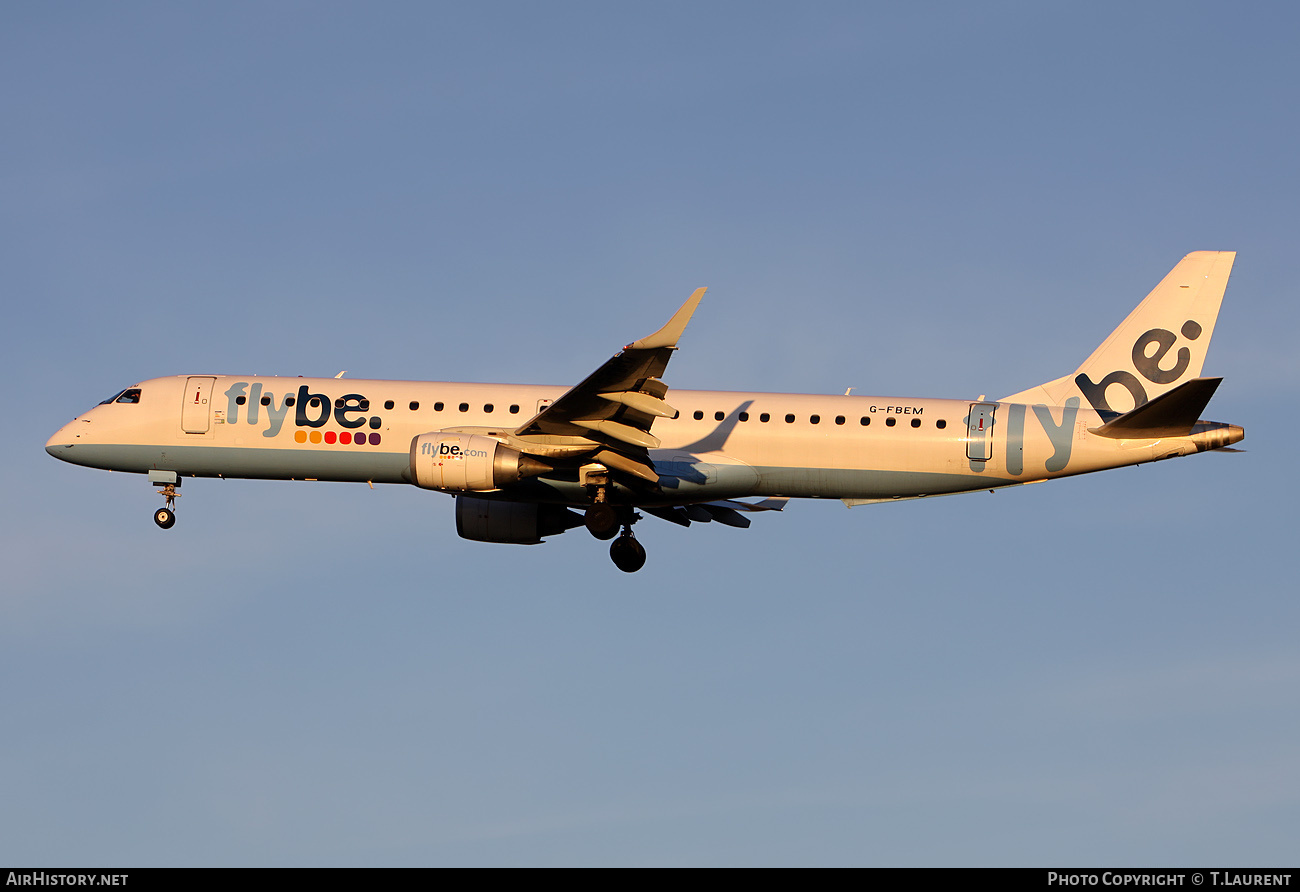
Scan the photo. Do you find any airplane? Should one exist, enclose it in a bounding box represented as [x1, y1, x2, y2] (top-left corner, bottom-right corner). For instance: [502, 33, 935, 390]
[46, 251, 1244, 572]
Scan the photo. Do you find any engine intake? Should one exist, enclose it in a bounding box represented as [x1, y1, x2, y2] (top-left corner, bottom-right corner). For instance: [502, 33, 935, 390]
[410, 432, 551, 492]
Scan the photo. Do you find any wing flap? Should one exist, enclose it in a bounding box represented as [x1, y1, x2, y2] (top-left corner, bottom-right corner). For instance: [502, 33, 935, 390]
[592, 448, 661, 484]
[571, 419, 662, 450]
[597, 390, 678, 418]
[511, 289, 705, 485]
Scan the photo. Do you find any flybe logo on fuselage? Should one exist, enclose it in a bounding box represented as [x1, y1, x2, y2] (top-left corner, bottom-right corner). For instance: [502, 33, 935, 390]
[223, 382, 383, 438]
[1075, 321, 1203, 414]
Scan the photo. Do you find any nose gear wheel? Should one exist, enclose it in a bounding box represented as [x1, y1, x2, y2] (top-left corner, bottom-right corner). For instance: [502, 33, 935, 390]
[153, 483, 179, 530]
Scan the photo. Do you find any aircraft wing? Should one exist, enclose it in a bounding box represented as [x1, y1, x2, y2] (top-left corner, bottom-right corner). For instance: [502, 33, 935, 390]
[511, 289, 705, 485]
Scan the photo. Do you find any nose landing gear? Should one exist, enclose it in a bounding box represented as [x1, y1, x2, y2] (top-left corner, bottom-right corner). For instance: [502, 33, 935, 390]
[153, 483, 179, 529]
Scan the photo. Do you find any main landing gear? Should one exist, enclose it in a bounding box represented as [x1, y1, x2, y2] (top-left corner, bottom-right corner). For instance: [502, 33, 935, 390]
[609, 531, 646, 573]
[584, 502, 620, 540]
[153, 483, 179, 530]
[585, 485, 647, 572]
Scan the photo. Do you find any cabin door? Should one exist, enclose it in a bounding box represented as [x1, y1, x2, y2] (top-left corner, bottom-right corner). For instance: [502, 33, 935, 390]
[966, 403, 996, 461]
[182, 377, 216, 434]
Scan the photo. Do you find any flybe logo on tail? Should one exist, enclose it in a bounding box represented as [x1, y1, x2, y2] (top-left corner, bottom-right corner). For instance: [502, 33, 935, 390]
[223, 383, 384, 438]
[1075, 321, 1203, 414]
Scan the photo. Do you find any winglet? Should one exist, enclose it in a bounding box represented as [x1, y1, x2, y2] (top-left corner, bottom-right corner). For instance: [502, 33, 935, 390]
[628, 287, 706, 350]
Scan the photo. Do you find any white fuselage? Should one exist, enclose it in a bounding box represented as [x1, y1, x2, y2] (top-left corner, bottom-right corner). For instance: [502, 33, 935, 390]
[45, 374, 1237, 507]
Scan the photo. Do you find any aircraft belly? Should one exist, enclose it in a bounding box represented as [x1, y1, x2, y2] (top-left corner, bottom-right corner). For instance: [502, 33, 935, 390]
[752, 465, 1012, 499]
[49, 443, 410, 483]
[511, 465, 1016, 504]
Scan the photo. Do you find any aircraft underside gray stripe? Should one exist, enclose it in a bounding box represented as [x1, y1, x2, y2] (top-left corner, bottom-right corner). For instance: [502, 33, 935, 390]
[47, 442, 1010, 501]
[47, 443, 413, 483]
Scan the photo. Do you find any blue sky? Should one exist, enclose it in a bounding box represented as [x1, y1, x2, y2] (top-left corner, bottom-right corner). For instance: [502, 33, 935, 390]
[4, 1, 1299, 866]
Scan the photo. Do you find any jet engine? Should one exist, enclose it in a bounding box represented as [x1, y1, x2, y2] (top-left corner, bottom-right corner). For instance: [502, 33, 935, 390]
[454, 495, 584, 544]
[410, 432, 551, 492]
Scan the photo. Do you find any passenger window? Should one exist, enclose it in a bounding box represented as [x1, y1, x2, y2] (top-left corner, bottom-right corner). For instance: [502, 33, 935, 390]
[384, 400, 395, 410]
[286, 397, 295, 407]
[359, 400, 369, 411]
[911, 418, 921, 428]
[484, 404, 494, 413]
[835, 416, 845, 425]
[459, 403, 469, 412]
[715, 411, 725, 421]
[760, 413, 770, 422]
[810, 415, 820, 424]
[409, 401, 419, 410]
[236, 396, 247, 405]
[434, 402, 444, 411]
[936, 419, 947, 429]
[334, 398, 345, 409]
[785, 414, 795, 423]
[261, 396, 271, 406]
[860, 417, 870, 426]
[739, 412, 749, 422]
[694, 411, 704, 420]
[886, 417, 896, 427]
[509, 405, 520, 414]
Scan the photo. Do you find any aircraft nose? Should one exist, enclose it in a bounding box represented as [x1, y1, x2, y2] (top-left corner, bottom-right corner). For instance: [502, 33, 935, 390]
[46, 420, 81, 458]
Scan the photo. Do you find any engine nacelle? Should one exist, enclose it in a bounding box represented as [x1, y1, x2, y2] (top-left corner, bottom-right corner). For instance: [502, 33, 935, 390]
[455, 495, 584, 544]
[410, 432, 550, 492]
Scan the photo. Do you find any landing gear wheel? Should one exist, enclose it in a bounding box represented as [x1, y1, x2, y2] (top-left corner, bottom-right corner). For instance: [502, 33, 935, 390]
[609, 534, 646, 573]
[585, 503, 620, 540]
[153, 482, 180, 530]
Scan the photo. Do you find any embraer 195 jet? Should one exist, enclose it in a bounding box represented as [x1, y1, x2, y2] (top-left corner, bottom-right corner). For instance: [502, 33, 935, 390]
[47, 252, 1244, 572]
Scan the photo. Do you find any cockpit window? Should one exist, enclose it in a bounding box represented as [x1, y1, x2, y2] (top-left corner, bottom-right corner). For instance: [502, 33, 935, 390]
[98, 390, 142, 408]
[100, 388, 141, 405]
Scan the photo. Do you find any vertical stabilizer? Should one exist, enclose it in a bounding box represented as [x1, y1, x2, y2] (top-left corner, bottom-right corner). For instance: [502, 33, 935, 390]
[1001, 251, 1235, 412]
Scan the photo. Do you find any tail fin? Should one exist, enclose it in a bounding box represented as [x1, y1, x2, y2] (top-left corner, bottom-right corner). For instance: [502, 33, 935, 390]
[1001, 251, 1236, 412]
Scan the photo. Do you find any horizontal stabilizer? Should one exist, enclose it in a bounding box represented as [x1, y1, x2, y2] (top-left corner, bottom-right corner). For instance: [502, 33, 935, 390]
[1090, 377, 1221, 439]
